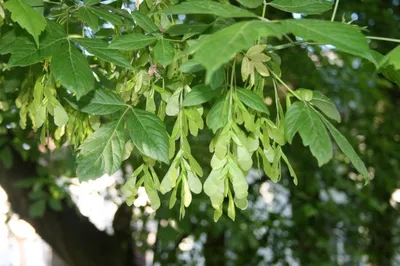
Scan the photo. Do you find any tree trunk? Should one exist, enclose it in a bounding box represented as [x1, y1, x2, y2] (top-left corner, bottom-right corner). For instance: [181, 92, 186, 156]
[204, 231, 225, 266]
[0, 149, 143, 266]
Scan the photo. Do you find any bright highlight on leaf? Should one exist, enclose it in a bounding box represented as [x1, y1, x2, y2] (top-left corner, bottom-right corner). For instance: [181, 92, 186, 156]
[282, 19, 376, 64]
[162, 0, 257, 18]
[269, 0, 333, 14]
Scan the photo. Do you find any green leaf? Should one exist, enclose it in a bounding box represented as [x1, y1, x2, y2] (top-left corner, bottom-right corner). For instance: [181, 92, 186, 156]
[160, 160, 179, 194]
[154, 40, 174, 68]
[311, 91, 341, 122]
[282, 19, 375, 64]
[131, 11, 159, 34]
[285, 102, 332, 166]
[206, 96, 229, 133]
[228, 159, 248, 199]
[281, 152, 298, 185]
[89, 7, 123, 26]
[38, 20, 66, 55]
[73, 38, 132, 68]
[7, 22, 66, 67]
[187, 171, 202, 194]
[183, 85, 219, 106]
[77, 121, 126, 181]
[269, 0, 332, 14]
[79, 89, 127, 115]
[84, 0, 100, 6]
[236, 0, 263, 8]
[127, 108, 169, 163]
[48, 198, 62, 211]
[204, 168, 226, 209]
[166, 23, 210, 36]
[4, 0, 47, 46]
[30, 199, 46, 217]
[51, 42, 94, 99]
[162, 0, 257, 18]
[322, 117, 370, 183]
[0, 147, 13, 169]
[379, 46, 400, 70]
[0, 30, 17, 55]
[7, 37, 45, 67]
[54, 104, 69, 127]
[78, 7, 99, 32]
[109, 33, 157, 50]
[180, 59, 204, 73]
[236, 88, 269, 114]
[189, 21, 283, 81]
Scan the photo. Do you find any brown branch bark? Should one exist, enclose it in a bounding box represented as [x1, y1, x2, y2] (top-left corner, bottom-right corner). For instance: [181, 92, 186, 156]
[0, 150, 143, 266]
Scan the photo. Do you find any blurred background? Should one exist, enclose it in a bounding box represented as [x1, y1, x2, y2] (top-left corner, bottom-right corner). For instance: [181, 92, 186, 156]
[0, 0, 400, 266]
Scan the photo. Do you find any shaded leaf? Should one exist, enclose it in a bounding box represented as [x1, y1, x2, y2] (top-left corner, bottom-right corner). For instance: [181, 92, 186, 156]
[51, 42, 94, 99]
[79, 89, 127, 115]
[322, 117, 370, 183]
[78, 7, 99, 32]
[73, 38, 132, 68]
[236, 0, 263, 8]
[109, 33, 157, 50]
[206, 96, 229, 133]
[154, 39, 174, 67]
[90, 7, 123, 26]
[162, 0, 257, 18]
[183, 85, 219, 106]
[4, 0, 47, 46]
[131, 11, 159, 34]
[311, 91, 341, 122]
[166, 23, 210, 36]
[236, 88, 269, 114]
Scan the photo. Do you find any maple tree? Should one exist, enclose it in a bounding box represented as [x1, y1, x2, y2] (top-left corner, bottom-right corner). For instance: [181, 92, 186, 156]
[0, 0, 399, 265]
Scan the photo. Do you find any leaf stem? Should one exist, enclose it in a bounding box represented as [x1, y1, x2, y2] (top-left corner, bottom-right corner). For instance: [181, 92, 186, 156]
[261, 0, 267, 20]
[366, 36, 400, 43]
[179, 92, 184, 149]
[228, 60, 236, 120]
[162, 38, 184, 43]
[270, 41, 320, 51]
[269, 70, 302, 101]
[331, 0, 340, 22]
[272, 79, 280, 122]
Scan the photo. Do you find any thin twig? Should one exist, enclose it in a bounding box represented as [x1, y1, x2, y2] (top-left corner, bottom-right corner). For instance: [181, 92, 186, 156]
[367, 36, 400, 43]
[331, 0, 340, 22]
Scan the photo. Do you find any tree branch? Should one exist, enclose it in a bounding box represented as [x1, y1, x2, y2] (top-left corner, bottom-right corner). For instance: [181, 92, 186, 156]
[0, 150, 142, 266]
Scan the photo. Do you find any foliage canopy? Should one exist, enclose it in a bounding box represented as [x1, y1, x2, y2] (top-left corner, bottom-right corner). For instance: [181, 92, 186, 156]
[0, 0, 399, 222]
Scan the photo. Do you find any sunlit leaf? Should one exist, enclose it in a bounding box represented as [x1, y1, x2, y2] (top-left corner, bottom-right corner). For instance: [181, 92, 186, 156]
[269, 0, 332, 14]
[162, 0, 257, 18]
[189, 21, 283, 81]
[282, 19, 376, 64]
